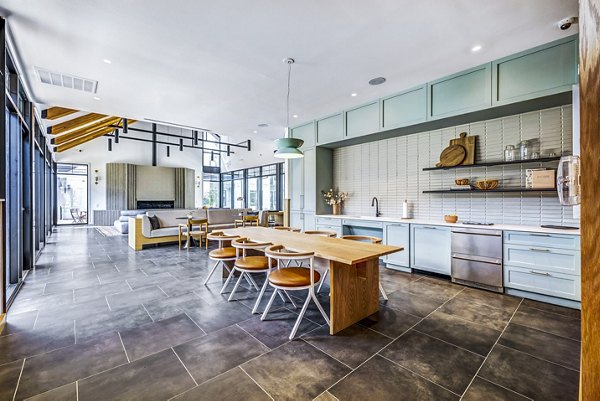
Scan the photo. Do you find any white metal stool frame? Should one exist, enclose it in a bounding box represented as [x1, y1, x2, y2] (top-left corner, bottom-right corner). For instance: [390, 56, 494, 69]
[261, 245, 330, 340]
[204, 232, 257, 290]
[336, 235, 389, 300]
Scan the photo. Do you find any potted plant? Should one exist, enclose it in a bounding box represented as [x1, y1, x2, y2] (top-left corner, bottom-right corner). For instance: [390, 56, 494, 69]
[322, 188, 348, 215]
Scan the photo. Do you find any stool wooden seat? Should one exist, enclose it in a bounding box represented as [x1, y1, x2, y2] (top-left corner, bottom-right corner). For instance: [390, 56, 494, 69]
[339, 235, 389, 300]
[260, 245, 330, 339]
[304, 230, 337, 237]
[235, 256, 277, 270]
[209, 247, 237, 259]
[268, 267, 321, 287]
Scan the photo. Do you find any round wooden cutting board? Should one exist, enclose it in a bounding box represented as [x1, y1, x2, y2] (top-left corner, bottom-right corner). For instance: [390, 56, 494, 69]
[437, 144, 466, 167]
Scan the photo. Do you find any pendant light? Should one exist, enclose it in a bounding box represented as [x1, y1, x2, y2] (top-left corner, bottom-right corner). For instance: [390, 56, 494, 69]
[274, 58, 304, 159]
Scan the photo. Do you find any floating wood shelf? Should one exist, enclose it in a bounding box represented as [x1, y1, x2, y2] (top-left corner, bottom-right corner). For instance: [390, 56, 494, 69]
[422, 156, 562, 171]
[423, 188, 557, 194]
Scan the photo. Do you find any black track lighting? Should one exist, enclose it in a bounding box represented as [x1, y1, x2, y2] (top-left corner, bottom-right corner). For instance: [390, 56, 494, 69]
[167, 146, 170, 157]
[114, 129, 119, 144]
[123, 119, 128, 134]
[193, 130, 198, 146]
[179, 138, 184, 151]
[108, 138, 113, 151]
[227, 145, 231, 156]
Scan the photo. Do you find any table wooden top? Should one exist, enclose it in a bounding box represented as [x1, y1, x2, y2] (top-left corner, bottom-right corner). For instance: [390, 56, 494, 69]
[223, 226, 403, 265]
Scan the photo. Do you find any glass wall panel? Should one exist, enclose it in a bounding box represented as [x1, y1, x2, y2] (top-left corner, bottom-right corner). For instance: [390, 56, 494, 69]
[56, 163, 88, 225]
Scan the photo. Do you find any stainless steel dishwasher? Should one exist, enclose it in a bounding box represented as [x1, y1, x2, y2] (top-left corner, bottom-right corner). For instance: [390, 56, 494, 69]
[451, 227, 503, 293]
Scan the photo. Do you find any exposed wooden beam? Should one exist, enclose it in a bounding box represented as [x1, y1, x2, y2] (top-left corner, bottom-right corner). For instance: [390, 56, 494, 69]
[46, 113, 108, 135]
[51, 117, 121, 145]
[579, 0, 600, 399]
[54, 120, 136, 152]
[41, 106, 77, 120]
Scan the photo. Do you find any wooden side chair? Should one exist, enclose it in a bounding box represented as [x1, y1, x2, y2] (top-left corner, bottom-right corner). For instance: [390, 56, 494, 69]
[234, 214, 259, 228]
[178, 218, 208, 250]
[339, 235, 389, 300]
[261, 245, 330, 340]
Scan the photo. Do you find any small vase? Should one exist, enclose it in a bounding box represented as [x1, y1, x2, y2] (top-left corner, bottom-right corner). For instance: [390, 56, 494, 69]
[332, 204, 341, 215]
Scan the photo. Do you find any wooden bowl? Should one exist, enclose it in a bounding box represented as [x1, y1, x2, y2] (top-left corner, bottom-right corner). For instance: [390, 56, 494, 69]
[475, 180, 499, 190]
[444, 215, 458, 223]
[455, 178, 469, 186]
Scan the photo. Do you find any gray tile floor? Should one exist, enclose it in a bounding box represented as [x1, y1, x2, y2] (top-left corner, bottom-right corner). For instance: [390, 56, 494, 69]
[0, 226, 581, 401]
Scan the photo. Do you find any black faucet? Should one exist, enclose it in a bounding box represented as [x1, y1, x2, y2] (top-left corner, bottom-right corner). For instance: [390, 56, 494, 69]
[371, 197, 381, 217]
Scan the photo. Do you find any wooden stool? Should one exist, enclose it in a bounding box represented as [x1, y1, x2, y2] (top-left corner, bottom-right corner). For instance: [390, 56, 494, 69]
[261, 245, 330, 340]
[223, 237, 275, 304]
[178, 218, 208, 250]
[204, 232, 246, 287]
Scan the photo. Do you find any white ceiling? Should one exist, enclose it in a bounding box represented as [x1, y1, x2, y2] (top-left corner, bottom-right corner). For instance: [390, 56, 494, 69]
[0, 0, 578, 141]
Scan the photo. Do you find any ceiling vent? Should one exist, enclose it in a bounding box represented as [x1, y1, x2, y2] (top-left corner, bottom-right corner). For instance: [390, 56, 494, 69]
[35, 67, 98, 93]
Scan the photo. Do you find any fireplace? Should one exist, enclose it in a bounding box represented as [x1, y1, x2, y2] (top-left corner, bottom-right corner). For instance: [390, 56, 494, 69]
[136, 200, 175, 209]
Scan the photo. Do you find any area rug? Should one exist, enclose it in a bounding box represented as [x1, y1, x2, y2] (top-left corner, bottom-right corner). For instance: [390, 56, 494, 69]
[95, 226, 124, 237]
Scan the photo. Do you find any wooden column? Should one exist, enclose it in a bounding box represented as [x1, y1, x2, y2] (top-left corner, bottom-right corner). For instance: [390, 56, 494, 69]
[579, 1, 600, 399]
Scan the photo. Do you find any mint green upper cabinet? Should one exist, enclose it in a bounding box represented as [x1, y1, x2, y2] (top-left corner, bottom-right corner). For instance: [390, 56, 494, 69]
[492, 36, 578, 106]
[290, 121, 315, 149]
[316, 113, 344, 145]
[427, 63, 492, 120]
[345, 101, 380, 139]
[381, 85, 427, 130]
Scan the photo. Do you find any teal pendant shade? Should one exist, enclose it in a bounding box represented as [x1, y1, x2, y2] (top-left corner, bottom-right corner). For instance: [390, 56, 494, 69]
[274, 137, 304, 159]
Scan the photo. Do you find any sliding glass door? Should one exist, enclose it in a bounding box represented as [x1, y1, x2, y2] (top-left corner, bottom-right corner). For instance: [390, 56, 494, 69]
[56, 163, 88, 225]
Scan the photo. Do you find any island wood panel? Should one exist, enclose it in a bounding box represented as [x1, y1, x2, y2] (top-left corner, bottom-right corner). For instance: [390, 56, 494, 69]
[223, 227, 403, 334]
[579, 0, 600, 399]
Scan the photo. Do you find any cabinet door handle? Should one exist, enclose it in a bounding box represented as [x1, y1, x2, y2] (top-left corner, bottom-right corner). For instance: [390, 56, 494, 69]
[529, 248, 551, 253]
[422, 226, 437, 230]
[530, 233, 551, 237]
[529, 270, 551, 276]
[300, 195, 304, 209]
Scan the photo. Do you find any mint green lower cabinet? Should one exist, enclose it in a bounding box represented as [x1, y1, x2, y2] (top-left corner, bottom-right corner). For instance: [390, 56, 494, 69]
[381, 86, 426, 130]
[493, 36, 578, 105]
[304, 213, 316, 231]
[504, 266, 580, 301]
[290, 122, 315, 149]
[383, 223, 410, 269]
[427, 63, 492, 120]
[410, 225, 451, 275]
[345, 101, 380, 139]
[316, 224, 342, 237]
[316, 113, 343, 145]
[290, 212, 303, 231]
[504, 244, 580, 276]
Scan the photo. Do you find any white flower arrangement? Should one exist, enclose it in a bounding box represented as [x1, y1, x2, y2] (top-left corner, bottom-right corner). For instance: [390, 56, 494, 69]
[321, 188, 348, 206]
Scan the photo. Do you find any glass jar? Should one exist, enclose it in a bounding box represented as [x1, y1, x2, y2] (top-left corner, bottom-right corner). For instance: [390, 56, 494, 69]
[519, 140, 531, 160]
[504, 145, 517, 161]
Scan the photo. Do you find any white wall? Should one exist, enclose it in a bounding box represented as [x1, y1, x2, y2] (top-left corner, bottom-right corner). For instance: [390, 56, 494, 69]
[55, 121, 204, 210]
[221, 137, 278, 171]
[334, 105, 579, 226]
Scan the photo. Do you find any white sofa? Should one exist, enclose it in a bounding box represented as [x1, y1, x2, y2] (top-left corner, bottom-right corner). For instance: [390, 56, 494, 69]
[128, 208, 250, 250]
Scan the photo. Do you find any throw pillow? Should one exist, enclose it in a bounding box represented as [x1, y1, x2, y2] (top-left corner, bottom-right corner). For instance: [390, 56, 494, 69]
[148, 215, 160, 230]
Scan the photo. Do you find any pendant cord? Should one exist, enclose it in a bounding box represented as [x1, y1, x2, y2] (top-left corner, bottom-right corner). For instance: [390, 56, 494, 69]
[286, 60, 292, 129]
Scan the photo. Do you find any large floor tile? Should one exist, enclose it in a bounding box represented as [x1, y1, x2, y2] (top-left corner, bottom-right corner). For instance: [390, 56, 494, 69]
[437, 296, 514, 331]
[521, 298, 580, 319]
[182, 299, 253, 333]
[0, 359, 24, 401]
[384, 289, 446, 318]
[238, 309, 321, 349]
[329, 355, 458, 401]
[358, 305, 421, 338]
[303, 324, 392, 368]
[171, 367, 271, 401]
[414, 311, 501, 356]
[73, 280, 131, 304]
[77, 349, 195, 401]
[455, 287, 522, 312]
[24, 382, 77, 401]
[120, 314, 205, 361]
[462, 377, 530, 401]
[381, 330, 483, 395]
[478, 344, 579, 401]
[173, 324, 269, 384]
[142, 292, 206, 322]
[499, 323, 580, 371]
[243, 340, 350, 401]
[511, 305, 580, 340]
[0, 325, 75, 365]
[0, 310, 38, 337]
[75, 304, 153, 342]
[43, 277, 100, 295]
[106, 285, 168, 310]
[15, 333, 128, 400]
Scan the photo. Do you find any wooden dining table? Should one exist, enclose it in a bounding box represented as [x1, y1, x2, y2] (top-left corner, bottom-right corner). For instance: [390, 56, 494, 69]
[223, 226, 403, 334]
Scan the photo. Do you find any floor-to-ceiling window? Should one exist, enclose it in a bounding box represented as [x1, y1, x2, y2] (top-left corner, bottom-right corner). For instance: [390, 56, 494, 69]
[56, 163, 88, 225]
[202, 173, 220, 208]
[220, 163, 284, 210]
[233, 170, 244, 208]
[246, 168, 260, 210]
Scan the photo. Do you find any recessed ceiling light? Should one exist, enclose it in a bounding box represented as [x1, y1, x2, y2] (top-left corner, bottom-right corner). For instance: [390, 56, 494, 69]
[351, 93, 358, 97]
[257, 123, 269, 127]
[93, 96, 101, 100]
[471, 45, 482, 52]
[103, 59, 112, 64]
[368, 77, 386, 86]
[253, 130, 258, 134]
[292, 114, 298, 118]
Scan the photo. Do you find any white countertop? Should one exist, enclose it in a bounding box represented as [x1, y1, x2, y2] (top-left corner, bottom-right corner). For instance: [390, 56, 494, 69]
[316, 214, 580, 236]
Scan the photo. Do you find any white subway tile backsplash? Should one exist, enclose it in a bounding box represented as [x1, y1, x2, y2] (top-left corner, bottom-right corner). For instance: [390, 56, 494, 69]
[333, 105, 577, 225]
